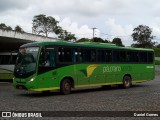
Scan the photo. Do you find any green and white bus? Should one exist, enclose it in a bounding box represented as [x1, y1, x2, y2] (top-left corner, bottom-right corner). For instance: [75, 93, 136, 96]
[0, 52, 17, 82]
[13, 41, 155, 94]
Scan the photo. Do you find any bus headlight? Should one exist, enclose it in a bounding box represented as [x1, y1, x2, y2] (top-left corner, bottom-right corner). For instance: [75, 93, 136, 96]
[29, 78, 35, 82]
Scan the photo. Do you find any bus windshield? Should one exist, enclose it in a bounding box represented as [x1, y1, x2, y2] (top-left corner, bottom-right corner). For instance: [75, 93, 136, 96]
[14, 47, 39, 77]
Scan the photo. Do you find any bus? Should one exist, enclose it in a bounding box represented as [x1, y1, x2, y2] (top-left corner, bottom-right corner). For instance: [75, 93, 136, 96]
[0, 52, 17, 82]
[13, 41, 155, 94]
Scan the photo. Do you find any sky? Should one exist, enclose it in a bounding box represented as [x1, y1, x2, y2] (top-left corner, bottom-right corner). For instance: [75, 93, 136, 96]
[0, 0, 160, 46]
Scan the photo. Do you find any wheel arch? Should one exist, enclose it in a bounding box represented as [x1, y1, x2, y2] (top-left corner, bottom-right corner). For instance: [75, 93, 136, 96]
[123, 74, 132, 80]
[60, 76, 75, 88]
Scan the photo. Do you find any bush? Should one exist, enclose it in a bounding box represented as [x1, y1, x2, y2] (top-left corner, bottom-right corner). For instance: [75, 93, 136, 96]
[155, 60, 160, 65]
[154, 48, 160, 57]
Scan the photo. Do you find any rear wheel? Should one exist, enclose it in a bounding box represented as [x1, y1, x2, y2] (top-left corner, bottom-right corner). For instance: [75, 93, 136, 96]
[60, 79, 71, 95]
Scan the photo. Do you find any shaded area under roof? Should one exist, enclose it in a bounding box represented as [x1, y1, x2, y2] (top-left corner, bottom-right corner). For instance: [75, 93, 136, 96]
[0, 29, 56, 52]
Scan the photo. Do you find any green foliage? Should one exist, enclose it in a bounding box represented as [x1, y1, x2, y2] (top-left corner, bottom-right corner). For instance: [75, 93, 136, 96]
[32, 14, 59, 37]
[77, 37, 109, 43]
[14, 25, 24, 33]
[156, 44, 160, 48]
[112, 38, 125, 47]
[155, 60, 160, 65]
[93, 37, 109, 43]
[0, 23, 12, 30]
[58, 30, 76, 41]
[131, 25, 155, 48]
[32, 14, 76, 41]
[77, 38, 90, 42]
[154, 48, 160, 57]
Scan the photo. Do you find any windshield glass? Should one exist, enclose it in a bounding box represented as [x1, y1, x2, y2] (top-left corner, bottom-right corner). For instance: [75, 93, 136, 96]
[14, 47, 39, 77]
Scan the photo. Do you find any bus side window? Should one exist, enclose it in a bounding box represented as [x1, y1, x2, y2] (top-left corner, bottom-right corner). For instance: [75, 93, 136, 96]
[39, 48, 56, 67]
[119, 51, 126, 62]
[97, 50, 105, 62]
[113, 51, 120, 62]
[79, 51, 82, 62]
[79, 49, 85, 62]
[49, 50, 56, 66]
[106, 50, 112, 62]
[10, 55, 17, 64]
[148, 52, 153, 63]
[72, 49, 78, 63]
[58, 47, 73, 62]
[91, 50, 96, 62]
[139, 52, 147, 63]
[0, 55, 10, 65]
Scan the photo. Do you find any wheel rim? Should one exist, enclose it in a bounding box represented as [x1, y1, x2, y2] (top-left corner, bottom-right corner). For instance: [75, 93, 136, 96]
[64, 82, 71, 91]
[124, 77, 130, 87]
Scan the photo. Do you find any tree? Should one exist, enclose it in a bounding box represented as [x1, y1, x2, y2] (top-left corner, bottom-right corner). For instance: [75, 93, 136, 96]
[0, 23, 12, 30]
[77, 38, 90, 42]
[14, 25, 24, 32]
[32, 14, 59, 37]
[32, 14, 76, 41]
[112, 38, 124, 47]
[58, 30, 76, 41]
[131, 25, 155, 48]
[156, 44, 160, 48]
[93, 37, 107, 43]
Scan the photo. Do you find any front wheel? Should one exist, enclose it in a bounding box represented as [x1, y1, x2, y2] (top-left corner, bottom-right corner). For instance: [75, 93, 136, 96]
[60, 79, 71, 95]
[122, 76, 132, 88]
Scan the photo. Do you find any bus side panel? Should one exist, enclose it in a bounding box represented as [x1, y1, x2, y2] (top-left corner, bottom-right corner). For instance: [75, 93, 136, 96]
[34, 65, 78, 90]
[75, 64, 90, 86]
[0, 65, 14, 80]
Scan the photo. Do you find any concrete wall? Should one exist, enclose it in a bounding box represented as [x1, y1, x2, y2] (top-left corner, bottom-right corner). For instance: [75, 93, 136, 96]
[0, 29, 57, 42]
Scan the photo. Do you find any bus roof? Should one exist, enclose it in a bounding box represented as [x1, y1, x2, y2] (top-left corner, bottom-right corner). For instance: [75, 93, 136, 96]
[20, 41, 154, 51]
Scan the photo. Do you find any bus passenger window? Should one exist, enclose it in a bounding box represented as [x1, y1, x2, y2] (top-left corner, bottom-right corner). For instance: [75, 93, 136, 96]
[139, 52, 147, 63]
[72, 49, 78, 63]
[113, 51, 120, 62]
[119, 51, 126, 62]
[58, 47, 72, 62]
[91, 50, 96, 62]
[148, 52, 153, 63]
[39, 48, 55, 67]
[126, 51, 139, 63]
[79, 49, 96, 62]
[97, 50, 105, 62]
[106, 50, 112, 62]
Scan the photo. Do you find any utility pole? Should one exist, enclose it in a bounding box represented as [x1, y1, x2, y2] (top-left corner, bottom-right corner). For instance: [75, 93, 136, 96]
[92, 28, 97, 42]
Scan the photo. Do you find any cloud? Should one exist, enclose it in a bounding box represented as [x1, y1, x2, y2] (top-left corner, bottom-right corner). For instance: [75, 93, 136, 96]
[0, 0, 160, 45]
[59, 17, 100, 39]
[105, 18, 133, 46]
[0, 0, 32, 12]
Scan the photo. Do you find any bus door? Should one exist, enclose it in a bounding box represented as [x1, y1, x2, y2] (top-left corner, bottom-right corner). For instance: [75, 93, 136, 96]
[37, 47, 57, 89]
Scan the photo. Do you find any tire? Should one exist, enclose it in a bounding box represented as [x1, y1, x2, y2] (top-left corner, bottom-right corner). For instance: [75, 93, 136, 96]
[60, 79, 71, 95]
[122, 75, 132, 88]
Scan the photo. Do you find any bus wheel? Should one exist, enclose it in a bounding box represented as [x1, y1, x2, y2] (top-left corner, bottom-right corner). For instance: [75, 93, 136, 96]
[122, 76, 132, 88]
[60, 79, 71, 95]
